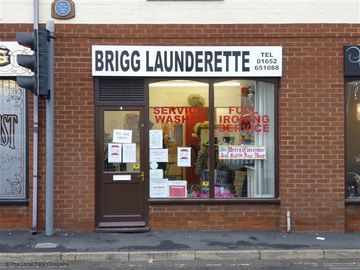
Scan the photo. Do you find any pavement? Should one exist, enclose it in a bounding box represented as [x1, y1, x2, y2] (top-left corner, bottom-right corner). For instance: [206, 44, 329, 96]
[1, 230, 360, 263]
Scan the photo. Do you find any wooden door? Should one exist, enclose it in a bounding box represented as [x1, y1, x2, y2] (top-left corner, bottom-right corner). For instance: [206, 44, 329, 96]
[96, 106, 148, 230]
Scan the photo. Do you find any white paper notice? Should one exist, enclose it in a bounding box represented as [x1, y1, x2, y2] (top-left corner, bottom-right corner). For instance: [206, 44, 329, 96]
[113, 175, 131, 181]
[122, 143, 136, 163]
[150, 179, 169, 198]
[177, 147, 191, 167]
[113, 129, 132, 144]
[218, 145, 266, 160]
[149, 130, 163, 149]
[108, 143, 122, 163]
[150, 149, 168, 162]
[150, 169, 164, 180]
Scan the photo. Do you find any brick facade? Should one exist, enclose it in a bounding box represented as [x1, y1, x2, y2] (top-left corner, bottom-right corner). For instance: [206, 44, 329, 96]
[149, 203, 279, 231]
[0, 24, 358, 232]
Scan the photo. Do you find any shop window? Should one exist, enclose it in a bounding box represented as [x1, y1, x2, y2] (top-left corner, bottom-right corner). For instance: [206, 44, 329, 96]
[214, 80, 275, 198]
[0, 80, 27, 202]
[149, 79, 276, 199]
[346, 81, 360, 198]
[149, 80, 209, 199]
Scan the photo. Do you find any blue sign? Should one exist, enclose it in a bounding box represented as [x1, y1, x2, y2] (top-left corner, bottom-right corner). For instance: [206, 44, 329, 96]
[54, 0, 71, 17]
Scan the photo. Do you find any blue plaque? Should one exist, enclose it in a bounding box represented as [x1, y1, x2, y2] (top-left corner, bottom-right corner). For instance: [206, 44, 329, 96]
[54, 0, 71, 17]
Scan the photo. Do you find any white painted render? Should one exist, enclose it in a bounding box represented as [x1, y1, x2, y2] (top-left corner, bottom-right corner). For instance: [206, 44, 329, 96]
[1, 0, 360, 24]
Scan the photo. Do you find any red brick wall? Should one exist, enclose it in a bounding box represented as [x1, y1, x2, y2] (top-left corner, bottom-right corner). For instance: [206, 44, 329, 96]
[346, 205, 360, 232]
[1, 23, 359, 232]
[0, 24, 95, 231]
[150, 203, 279, 231]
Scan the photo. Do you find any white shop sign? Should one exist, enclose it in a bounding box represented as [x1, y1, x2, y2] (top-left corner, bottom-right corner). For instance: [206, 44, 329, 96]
[92, 46, 282, 77]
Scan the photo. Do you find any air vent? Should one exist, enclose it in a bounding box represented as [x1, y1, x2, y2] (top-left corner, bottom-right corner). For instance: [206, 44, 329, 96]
[96, 77, 145, 105]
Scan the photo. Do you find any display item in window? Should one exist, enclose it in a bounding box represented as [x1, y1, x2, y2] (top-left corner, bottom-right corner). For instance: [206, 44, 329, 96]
[195, 149, 208, 176]
[347, 172, 360, 197]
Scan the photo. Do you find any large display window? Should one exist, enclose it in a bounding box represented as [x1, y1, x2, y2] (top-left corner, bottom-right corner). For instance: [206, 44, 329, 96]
[149, 79, 276, 199]
[346, 80, 360, 198]
[0, 80, 27, 202]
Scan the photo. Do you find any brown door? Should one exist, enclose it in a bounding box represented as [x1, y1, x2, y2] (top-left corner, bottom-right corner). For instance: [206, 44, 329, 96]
[96, 106, 148, 230]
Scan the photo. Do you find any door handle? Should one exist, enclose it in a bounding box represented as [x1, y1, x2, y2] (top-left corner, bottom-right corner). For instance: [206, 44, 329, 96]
[137, 171, 145, 181]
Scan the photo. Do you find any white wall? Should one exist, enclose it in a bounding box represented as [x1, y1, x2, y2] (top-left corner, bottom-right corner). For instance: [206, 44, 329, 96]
[1, 0, 360, 24]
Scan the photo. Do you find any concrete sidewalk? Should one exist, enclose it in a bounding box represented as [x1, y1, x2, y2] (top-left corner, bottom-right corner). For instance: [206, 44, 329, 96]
[0, 231, 360, 262]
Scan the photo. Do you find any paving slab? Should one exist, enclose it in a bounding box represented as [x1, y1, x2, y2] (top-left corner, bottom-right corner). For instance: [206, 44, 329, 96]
[0, 230, 360, 262]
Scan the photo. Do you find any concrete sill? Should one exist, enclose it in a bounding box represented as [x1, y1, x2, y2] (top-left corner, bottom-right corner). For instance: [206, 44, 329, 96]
[148, 198, 280, 204]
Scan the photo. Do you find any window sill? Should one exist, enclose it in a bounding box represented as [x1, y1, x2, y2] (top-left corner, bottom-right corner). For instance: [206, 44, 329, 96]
[345, 198, 360, 204]
[149, 198, 280, 204]
[0, 200, 29, 206]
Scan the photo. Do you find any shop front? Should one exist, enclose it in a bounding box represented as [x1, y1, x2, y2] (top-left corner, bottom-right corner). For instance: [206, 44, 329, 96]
[93, 46, 282, 231]
[1, 23, 353, 232]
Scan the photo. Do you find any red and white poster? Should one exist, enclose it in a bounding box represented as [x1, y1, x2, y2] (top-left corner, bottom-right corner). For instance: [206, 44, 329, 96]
[168, 180, 187, 198]
[108, 143, 122, 163]
[177, 147, 191, 167]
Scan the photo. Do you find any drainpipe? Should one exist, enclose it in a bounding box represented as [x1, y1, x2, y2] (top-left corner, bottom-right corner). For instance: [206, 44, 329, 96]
[31, 0, 39, 235]
[286, 210, 291, 233]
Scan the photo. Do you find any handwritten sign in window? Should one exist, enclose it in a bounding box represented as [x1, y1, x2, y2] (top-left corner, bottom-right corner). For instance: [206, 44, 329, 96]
[113, 129, 132, 144]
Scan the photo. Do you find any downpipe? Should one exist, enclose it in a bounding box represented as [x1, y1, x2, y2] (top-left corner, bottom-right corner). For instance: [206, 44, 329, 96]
[31, 0, 39, 235]
[286, 210, 291, 233]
